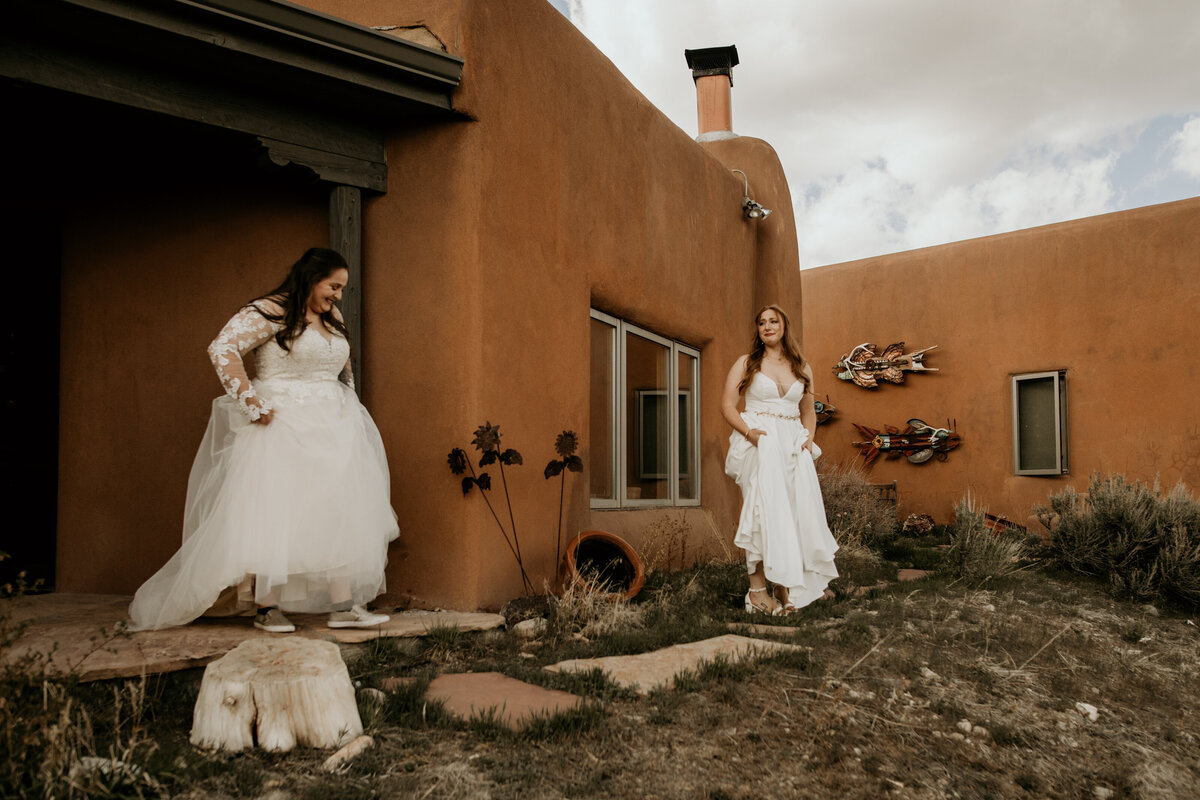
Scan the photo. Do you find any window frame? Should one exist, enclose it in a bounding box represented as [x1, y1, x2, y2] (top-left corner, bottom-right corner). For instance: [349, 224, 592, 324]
[589, 309, 701, 509]
[1011, 370, 1069, 476]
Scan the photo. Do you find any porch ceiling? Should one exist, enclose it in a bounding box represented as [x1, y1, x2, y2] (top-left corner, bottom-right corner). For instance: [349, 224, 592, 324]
[2, 0, 467, 190]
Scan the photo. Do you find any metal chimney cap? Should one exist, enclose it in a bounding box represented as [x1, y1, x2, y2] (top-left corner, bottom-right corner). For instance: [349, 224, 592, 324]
[684, 45, 739, 83]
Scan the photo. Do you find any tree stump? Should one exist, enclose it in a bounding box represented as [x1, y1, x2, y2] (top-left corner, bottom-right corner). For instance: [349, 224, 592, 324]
[190, 638, 362, 752]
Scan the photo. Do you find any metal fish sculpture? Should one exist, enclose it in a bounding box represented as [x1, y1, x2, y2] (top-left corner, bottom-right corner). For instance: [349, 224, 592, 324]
[834, 342, 938, 388]
[814, 395, 837, 425]
[852, 418, 960, 465]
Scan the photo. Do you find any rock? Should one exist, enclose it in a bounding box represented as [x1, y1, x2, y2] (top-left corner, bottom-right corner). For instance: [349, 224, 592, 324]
[358, 687, 387, 706]
[971, 725, 989, 739]
[255, 791, 292, 800]
[949, 732, 966, 742]
[512, 618, 546, 639]
[956, 719, 973, 734]
[380, 676, 416, 692]
[1092, 787, 1114, 799]
[1074, 702, 1099, 722]
[322, 734, 375, 772]
[1141, 604, 1160, 617]
[920, 666, 940, 680]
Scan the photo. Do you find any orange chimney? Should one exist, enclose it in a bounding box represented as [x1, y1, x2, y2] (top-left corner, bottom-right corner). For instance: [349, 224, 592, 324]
[684, 45, 739, 140]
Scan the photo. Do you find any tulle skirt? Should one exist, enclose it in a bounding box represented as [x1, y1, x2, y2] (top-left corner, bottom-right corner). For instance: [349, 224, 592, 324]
[725, 412, 839, 608]
[128, 383, 399, 631]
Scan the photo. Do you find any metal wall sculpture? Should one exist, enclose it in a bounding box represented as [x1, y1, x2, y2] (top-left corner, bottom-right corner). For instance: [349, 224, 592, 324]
[834, 342, 938, 388]
[814, 395, 837, 425]
[852, 419, 960, 465]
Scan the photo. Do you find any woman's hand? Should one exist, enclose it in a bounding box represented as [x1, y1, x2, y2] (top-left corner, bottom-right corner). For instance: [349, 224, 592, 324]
[248, 398, 274, 425]
[747, 428, 765, 446]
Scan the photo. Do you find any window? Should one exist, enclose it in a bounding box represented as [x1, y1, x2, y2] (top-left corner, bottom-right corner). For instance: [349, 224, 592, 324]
[1012, 370, 1069, 475]
[590, 309, 700, 507]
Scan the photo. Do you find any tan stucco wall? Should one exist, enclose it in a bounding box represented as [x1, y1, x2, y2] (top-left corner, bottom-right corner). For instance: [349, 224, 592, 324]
[57, 138, 327, 592]
[801, 196, 1200, 529]
[308, 0, 803, 608]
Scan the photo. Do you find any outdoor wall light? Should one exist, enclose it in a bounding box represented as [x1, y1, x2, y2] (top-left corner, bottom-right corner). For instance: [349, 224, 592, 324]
[731, 169, 772, 220]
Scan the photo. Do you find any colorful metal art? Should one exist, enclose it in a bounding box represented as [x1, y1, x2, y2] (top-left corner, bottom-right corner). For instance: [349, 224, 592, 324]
[852, 418, 960, 465]
[834, 342, 938, 388]
[814, 395, 837, 425]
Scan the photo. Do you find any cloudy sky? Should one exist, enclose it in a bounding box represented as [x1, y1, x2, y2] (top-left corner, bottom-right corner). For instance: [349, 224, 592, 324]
[551, 1, 1200, 268]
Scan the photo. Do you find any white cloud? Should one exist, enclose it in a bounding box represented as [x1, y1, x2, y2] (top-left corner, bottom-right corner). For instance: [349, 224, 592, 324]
[1170, 117, 1200, 178]
[572, 0, 1200, 267]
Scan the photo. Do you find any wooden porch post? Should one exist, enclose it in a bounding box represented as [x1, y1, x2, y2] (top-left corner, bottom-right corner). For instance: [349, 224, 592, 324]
[329, 184, 363, 394]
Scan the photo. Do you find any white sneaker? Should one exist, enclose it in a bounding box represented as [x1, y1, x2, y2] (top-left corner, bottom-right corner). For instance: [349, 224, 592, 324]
[327, 604, 390, 629]
[254, 608, 295, 633]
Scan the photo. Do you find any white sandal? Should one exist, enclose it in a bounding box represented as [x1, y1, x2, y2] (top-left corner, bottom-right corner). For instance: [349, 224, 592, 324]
[744, 586, 782, 616]
[774, 585, 797, 616]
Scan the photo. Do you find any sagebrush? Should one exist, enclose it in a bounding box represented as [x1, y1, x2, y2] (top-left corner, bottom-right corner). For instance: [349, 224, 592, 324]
[1036, 474, 1200, 607]
[817, 462, 898, 548]
[943, 494, 1028, 586]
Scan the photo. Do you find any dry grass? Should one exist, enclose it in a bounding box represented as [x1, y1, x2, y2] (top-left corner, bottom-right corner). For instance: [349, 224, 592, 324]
[7, 540, 1200, 799]
[545, 579, 648, 642]
[640, 510, 736, 574]
[818, 461, 899, 548]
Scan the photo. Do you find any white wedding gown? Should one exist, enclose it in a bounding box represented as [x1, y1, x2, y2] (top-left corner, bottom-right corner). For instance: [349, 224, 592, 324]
[128, 305, 399, 631]
[725, 372, 839, 608]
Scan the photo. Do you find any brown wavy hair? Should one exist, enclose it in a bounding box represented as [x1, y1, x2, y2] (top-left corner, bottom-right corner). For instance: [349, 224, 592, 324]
[736, 304, 809, 396]
[250, 247, 350, 352]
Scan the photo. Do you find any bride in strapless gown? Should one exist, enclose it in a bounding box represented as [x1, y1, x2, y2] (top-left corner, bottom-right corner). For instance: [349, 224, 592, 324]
[128, 249, 398, 631]
[722, 305, 838, 614]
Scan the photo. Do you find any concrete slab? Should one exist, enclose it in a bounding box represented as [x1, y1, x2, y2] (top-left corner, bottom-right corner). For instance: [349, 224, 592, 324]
[3, 593, 504, 682]
[425, 671, 584, 730]
[545, 634, 805, 695]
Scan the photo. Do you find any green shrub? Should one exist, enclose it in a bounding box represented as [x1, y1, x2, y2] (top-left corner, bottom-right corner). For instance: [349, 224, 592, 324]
[1036, 475, 1200, 607]
[817, 462, 898, 549]
[942, 495, 1027, 586]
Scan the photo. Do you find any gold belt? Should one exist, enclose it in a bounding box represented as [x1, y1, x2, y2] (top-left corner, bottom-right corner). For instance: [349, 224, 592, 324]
[752, 410, 801, 420]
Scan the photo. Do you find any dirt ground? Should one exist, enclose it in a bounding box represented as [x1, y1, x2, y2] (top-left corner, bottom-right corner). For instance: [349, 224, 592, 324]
[130, 563, 1200, 800]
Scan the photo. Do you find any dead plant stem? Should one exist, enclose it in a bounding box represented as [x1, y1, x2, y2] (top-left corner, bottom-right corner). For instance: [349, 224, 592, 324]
[842, 634, 892, 679]
[1018, 624, 1071, 670]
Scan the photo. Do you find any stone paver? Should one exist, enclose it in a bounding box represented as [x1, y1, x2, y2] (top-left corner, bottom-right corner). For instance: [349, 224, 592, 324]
[425, 671, 584, 730]
[545, 634, 806, 695]
[4, 593, 504, 682]
[897, 569, 932, 581]
[726, 622, 802, 637]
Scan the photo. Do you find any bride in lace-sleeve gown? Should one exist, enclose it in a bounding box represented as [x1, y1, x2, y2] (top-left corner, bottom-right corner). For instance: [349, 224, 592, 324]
[721, 305, 838, 616]
[128, 248, 399, 633]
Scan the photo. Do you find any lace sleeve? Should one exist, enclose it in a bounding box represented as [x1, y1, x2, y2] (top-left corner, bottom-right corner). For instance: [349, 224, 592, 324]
[207, 304, 279, 420]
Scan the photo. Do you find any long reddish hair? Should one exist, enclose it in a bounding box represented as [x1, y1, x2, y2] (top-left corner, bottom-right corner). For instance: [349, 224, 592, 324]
[737, 304, 809, 396]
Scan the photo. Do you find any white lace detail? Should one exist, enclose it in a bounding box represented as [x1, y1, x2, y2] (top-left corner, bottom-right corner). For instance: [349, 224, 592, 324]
[207, 305, 281, 420]
[208, 303, 353, 419]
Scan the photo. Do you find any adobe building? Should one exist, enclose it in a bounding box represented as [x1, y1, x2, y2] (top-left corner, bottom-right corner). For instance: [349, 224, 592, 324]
[3, 0, 803, 609]
[800, 195, 1200, 529]
[6, 0, 1194, 611]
